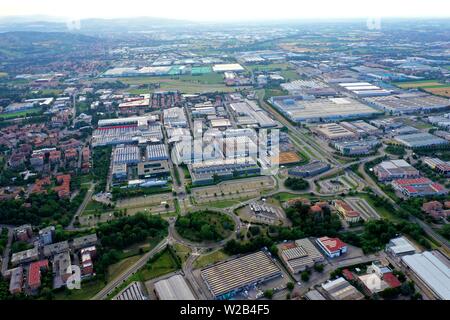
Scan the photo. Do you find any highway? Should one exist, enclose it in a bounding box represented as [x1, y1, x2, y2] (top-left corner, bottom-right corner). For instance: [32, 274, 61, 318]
[91, 237, 169, 300]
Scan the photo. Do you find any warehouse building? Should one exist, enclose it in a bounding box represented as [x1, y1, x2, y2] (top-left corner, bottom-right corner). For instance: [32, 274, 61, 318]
[373, 160, 420, 182]
[113, 145, 141, 165]
[146, 144, 168, 161]
[423, 157, 450, 176]
[154, 274, 196, 300]
[212, 63, 245, 73]
[281, 79, 337, 96]
[201, 251, 282, 300]
[112, 163, 128, 182]
[163, 107, 187, 128]
[386, 236, 417, 258]
[288, 160, 330, 178]
[333, 139, 380, 156]
[316, 237, 347, 258]
[394, 132, 449, 149]
[137, 160, 170, 179]
[321, 277, 364, 300]
[113, 282, 147, 300]
[338, 81, 392, 97]
[392, 178, 447, 198]
[229, 99, 277, 128]
[269, 96, 380, 123]
[364, 92, 450, 115]
[278, 238, 325, 274]
[401, 251, 450, 300]
[189, 157, 260, 185]
[312, 123, 358, 141]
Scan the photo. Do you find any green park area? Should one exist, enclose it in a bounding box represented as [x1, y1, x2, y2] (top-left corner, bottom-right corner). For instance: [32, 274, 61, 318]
[175, 210, 235, 243]
[193, 249, 229, 269]
[0, 107, 41, 120]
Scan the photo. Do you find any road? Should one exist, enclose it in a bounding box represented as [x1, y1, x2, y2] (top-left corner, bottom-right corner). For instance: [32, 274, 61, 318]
[67, 182, 96, 230]
[91, 237, 169, 300]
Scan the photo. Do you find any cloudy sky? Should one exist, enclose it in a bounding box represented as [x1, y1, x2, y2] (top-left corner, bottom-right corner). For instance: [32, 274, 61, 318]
[1, 0, 449, 21]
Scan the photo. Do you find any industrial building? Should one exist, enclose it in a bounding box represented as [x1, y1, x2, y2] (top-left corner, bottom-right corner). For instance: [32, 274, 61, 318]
[333, 139, 380, 156]
[312, 123, 358, 141]
[212, 63, 245, 73]
[373, 160, 420, 182]
[146, 144, 168, 161]
[229, 99, 277, 128]
[113, 282, 147, 300]
[269, 96, 380, 123]
[201, 251, 282, 300]
[278, 238, 325, 274]
[394, 132, 449, 149]
[338, 81, 392, 97]
[423, 157, 450, 176]
[321, 277, 364, 300]
[288, 160, 330, 178]
[392, 178, 447, 198]
[154, 274, 196, 300]
[401, 251, 450, 300]
[316, 237, 347, 258]
[137, 160, 170, 179]
[281, 79, 337, 96]
[386, 236, 417, 258]
[364, 92, 450, 115]
[113, 145, 141, 165]
[163, 107, 188, 128]
[188, 157, 260, 185]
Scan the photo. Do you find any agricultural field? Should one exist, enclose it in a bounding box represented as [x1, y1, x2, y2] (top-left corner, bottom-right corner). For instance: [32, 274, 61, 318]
[423, 85, 450, 98]
[0, 72, 8, 78]
[393, 80, 444, 88]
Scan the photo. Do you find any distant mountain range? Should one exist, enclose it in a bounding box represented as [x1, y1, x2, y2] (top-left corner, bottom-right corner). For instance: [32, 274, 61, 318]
[0, 16, 193, 33]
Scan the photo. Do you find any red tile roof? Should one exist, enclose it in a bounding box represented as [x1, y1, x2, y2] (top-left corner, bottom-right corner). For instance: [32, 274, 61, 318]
[28, 260, 48, 288]
[383, 272, 401, 289]
[317, 236, 346, 252]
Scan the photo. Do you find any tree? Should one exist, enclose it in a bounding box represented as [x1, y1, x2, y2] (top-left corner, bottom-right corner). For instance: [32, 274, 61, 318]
[301, 271, 310, 282]
[314, 264, 324, 273]
[263, 289, 274, 299]
[286, 282, 294, 291]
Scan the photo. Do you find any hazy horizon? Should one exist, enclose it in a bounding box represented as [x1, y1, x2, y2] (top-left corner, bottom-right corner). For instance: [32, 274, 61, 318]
[1, 0, 450, 23]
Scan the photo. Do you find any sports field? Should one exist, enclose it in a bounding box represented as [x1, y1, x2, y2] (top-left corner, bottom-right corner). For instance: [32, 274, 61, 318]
[0, 107, 41, 120]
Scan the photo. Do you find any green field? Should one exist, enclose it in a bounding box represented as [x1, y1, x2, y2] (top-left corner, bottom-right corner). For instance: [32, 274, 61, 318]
[116, 73, 244, 94]
[193, 249, 229, 269]
[137, 249, 179, 281]
[393, 80, 444, 89]
[0, 107, 42, 120]
[54, 279, 105, 300]
[206, 199, 241, 208]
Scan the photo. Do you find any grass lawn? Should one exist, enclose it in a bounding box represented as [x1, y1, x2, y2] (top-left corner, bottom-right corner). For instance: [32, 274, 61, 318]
[175, 211, 235, 242]
[115, 73, 244, 94]
[193, 249, 229, 269]
[0, 107, 42, 120]
[53, 279, 105, 300]
[172, 243, 191, 265]
[206, 199, 241, 208]
[107, 255, 142, 282]
[138, 249, 179, 281]
[356, 193, 403, 223]
[39, 89, 63, 95]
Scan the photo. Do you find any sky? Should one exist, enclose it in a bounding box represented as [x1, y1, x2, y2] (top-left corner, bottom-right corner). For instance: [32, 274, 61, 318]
[1, 0, 450, 22]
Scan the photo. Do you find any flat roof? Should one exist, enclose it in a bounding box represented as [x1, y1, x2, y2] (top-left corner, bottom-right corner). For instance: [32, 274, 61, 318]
[154, 274, 196, 300]
[201, 251, 281, 298]
[402, 251, 450, 300]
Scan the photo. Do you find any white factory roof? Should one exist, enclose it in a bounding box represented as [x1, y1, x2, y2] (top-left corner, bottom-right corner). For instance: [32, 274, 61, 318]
[388, 236, 417, 255]
[402, 251, 450, 300]
[154, 274, 196, 300]
[212, 63, 245, 72]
